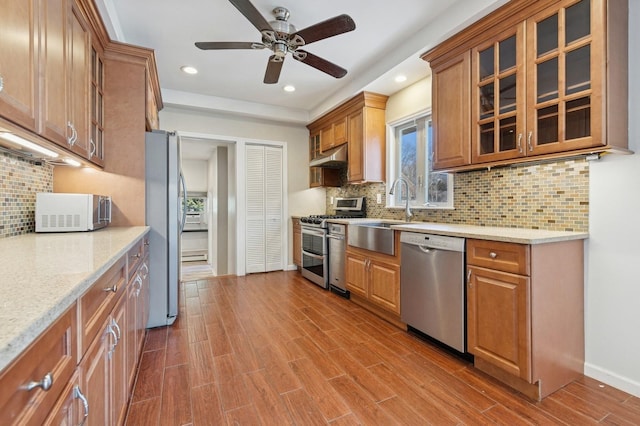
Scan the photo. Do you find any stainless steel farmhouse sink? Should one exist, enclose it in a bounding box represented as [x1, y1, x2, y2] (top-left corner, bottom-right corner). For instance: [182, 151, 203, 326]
[347, 222, 396, 255]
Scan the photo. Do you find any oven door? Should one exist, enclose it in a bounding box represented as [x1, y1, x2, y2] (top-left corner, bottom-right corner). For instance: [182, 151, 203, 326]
[301, 226, 328, 288]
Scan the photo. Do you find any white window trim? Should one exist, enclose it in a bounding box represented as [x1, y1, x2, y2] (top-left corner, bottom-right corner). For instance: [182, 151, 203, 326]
[386, 109, 454, 210]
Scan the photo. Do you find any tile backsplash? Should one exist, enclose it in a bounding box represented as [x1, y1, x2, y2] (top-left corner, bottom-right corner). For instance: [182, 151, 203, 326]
[0, 151, 53, 238]
[327, 158, 589, 232]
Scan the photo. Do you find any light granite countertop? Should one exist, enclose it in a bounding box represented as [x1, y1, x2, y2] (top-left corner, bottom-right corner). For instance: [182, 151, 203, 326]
[328, 218, 588, 244]
[0, 226, 149, 372]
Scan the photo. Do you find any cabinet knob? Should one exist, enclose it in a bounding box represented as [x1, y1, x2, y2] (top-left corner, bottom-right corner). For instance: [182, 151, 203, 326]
[103, 284, 118, 293]
[131, 253, 141, 259]
[25, 372, 54, 392]
[489, 252, 498, 259]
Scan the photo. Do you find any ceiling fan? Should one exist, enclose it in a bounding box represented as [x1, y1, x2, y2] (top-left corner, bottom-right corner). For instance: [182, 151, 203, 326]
[195, 0, 356, 84]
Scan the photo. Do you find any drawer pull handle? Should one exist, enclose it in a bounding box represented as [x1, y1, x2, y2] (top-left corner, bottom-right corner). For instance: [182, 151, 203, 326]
[103, 284, 118, 293]
[25, 372, 53, 391]
[467, 269, 472, 287]
[144, 240, 150, 246]
[74, 385, 89, 426]
[489, 252, 498, 259]
[131, 253, 141, 259]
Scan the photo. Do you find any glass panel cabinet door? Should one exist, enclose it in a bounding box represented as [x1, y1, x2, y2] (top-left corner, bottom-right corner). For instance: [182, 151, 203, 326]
[527, 0, 604, 155]
[471, 24, 525, 163]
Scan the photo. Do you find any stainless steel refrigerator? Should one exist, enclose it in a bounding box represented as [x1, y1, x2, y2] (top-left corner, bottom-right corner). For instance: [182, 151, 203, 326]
[145, 130, 186, 328]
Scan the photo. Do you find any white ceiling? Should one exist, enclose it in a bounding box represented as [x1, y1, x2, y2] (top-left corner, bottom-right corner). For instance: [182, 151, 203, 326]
[98, 0, 508, 126]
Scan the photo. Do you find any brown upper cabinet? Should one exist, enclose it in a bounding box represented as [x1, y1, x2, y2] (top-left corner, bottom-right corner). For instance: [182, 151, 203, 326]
[0, 0, 39, 133]
[307, 91, 388, 185]
[39, 0, 90, 159]
[423, 0, 629, 172]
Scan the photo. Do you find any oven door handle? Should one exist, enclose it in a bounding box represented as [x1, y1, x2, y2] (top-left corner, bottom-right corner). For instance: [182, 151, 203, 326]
[302, 250, 324, 260]
[301, 228, 326, 238]
[326, 234, 344, 241]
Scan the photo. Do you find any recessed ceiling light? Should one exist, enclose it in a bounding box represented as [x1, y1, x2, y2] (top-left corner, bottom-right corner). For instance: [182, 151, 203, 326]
[394, 74, 407, 83]
[181, 66, 198, 75]
[283, 85, 296, 92]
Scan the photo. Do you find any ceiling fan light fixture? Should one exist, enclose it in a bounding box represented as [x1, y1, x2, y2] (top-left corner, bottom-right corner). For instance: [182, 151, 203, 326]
[181, 66, 198, 75]
[283, 85, 295, 92]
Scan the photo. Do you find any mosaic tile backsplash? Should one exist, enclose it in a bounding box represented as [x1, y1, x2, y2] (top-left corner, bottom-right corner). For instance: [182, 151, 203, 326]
[327, 158, 589, 232]
[0, 151, 53, 238]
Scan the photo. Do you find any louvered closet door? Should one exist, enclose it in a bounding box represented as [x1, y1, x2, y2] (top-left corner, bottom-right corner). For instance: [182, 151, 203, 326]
[245, 145, 283, 273]
[265, 147, 283, 271]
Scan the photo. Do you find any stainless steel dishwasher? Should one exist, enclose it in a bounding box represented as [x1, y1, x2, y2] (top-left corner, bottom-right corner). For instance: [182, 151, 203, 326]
[400, 232, 466, 353]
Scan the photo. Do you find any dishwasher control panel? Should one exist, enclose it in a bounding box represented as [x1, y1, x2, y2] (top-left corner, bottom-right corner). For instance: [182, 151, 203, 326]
[400, 232, 465, 252]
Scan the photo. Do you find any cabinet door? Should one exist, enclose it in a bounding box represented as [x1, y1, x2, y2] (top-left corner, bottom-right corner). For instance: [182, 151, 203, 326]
[292, 219, 301, 267]
[345, 252, 368, 298]
[126, 280, 138, 390]
[526, 0, 603, 155]
[67, 0, 90, 158]
[89, 43, 105, 166]
[467, 266, 531, 381]
[347, 109, 364, 182]
[40, 0, 69, 146]
[333, 117, 347, 146]
[472, 24, 526, 163]
[0, 0, 38, 132]
[44, 371, 87, 426]
[320, 124, 334, 152]
[80, 321, 111, 426]
[111, 295, 128, 426]
[432, 51, 471, 170]
[369, 260, 400, 314]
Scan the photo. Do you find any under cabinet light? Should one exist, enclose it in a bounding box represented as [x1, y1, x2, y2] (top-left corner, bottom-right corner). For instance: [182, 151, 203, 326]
[283, 85, 296, 92]
[62, 158, 82, 167]
[0, 132, 59, 158]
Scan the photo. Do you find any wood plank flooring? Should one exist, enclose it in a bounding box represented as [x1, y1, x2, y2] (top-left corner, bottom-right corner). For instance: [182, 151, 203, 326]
[126, 271, 640, 425]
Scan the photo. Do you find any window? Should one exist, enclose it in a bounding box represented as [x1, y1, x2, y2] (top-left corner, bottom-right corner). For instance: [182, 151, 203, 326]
[388, 114, 453, 209]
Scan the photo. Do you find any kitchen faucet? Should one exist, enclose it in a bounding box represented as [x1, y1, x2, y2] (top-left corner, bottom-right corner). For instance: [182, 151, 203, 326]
[389, 177, 413, 222]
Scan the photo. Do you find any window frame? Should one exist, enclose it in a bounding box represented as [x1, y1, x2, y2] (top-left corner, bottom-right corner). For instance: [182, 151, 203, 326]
[386, 110, 454, 210]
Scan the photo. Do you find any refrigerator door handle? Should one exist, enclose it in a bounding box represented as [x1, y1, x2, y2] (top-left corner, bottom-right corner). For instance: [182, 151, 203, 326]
[179, 172, 187, 234]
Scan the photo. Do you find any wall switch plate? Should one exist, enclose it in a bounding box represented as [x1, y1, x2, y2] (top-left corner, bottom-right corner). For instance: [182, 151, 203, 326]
[376, 193, 382, 204]
[330, 196, 334, 205]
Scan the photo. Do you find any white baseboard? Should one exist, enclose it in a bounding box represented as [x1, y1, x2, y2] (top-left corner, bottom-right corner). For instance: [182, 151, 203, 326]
[285, 264, 299, 271]
[584, 362, 640, 398]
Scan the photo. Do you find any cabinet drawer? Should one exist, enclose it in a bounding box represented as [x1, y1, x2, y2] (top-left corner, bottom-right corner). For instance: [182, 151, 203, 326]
[127, 238, 145, 280]
[78, 256, 126, 357]
[0, 304, 77, 426]
[467, 239, 530, 275]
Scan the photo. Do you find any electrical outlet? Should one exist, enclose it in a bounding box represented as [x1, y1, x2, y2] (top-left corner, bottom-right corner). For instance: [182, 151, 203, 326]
[330, 196, 334, 205]
[376, 193, 382, 204]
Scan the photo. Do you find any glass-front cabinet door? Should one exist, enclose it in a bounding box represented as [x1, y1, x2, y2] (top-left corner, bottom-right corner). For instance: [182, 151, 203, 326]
[471, 25, 526, 163]
[527, 0, 602, 155]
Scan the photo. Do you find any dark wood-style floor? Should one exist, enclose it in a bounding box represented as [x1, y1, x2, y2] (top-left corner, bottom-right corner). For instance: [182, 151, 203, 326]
[125, 271, 640, 425]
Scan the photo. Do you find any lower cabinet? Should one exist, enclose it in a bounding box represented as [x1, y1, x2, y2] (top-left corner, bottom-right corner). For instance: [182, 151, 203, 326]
[0, 234, 150, 425]
[292, 218, 301, 267]
[345, 244, 401, 323]
[44, 371, 87, 425]
[466, 238, 584, 400]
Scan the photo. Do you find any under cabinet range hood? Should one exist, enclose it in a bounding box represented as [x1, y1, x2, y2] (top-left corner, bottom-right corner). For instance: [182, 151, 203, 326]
[309, 145, 347, 168]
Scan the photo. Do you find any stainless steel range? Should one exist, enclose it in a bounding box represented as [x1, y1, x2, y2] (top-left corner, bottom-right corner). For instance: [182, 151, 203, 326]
[299, 197, 365, 289]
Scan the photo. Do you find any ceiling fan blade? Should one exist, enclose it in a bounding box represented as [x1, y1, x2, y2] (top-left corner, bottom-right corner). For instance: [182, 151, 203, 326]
[195, 41, 261, 50]
[294, 50, 347, 79]
[228, 0, 272, 32]
[292, 14, 356, 45]
[264, 55, 284, 84]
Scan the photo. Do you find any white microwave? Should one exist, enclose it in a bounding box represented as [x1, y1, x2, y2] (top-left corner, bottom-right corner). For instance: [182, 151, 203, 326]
[36, 193, 112, 232]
